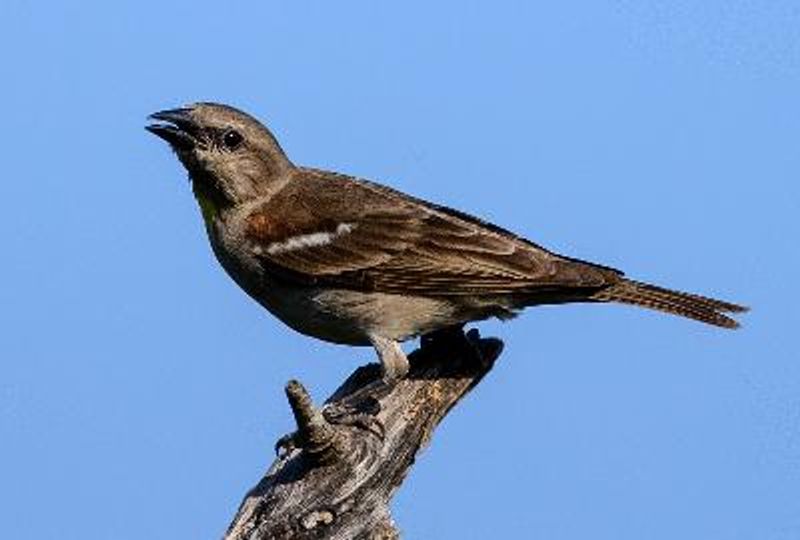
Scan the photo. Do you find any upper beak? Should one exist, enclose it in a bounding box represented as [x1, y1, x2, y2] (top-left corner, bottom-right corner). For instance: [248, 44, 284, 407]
[146, 107, 200, 150]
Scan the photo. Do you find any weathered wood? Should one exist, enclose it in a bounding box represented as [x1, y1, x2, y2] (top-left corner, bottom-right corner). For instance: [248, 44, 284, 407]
[224, 328, 503, 540]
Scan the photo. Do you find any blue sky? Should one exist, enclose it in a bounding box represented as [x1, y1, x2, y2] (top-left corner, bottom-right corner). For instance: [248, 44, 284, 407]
[1, 1, 798, 538]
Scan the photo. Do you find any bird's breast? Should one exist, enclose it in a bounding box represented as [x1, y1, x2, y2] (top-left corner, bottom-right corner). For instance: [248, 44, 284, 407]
[201, 209, 475, 347]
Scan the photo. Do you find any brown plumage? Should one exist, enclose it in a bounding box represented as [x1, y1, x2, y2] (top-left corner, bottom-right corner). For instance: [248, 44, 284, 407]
[590, 279, 746, 328]
[239, 167, 747, 329]
[147, 102, 748, 381]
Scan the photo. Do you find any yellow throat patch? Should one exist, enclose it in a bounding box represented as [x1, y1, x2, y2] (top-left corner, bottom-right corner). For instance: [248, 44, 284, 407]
[193, 186, 219, 226]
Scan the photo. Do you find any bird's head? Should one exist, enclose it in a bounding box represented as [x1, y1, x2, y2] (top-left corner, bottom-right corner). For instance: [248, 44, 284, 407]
[147, 103, 293, 217]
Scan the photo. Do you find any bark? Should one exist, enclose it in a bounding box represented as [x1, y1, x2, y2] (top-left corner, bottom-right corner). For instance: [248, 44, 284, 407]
[224, 328, 503, 540]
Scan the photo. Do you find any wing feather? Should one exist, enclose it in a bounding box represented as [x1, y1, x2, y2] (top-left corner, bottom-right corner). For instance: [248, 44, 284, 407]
[244, 169, 620, 295]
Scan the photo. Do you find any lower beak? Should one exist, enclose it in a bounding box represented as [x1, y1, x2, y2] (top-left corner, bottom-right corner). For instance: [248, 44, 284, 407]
[146, 108, 199, 150]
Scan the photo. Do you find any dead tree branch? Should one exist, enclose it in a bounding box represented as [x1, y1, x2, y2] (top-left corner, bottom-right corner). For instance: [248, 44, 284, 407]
[224, 327, 503, 540]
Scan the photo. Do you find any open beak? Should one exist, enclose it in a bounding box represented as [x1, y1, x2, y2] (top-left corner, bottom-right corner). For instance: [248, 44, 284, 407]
[146, 107, 200, 151]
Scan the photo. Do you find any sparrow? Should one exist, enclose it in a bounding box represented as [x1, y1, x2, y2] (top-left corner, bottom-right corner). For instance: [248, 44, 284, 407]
[146, 103, 747, 381]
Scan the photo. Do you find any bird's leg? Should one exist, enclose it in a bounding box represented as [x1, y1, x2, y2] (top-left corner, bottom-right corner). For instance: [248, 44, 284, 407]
[275, 329, 496, 455]
[370, 335, 410, 383]
[329, 335, 407, 408]
[322, 328, 486, 439]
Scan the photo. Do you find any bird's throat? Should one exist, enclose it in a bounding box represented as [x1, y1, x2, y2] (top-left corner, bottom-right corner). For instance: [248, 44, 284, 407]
[192, 181, 221, 226]
[196, 190, 219, 226]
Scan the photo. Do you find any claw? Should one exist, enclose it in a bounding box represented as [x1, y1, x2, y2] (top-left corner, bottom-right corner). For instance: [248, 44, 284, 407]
[320, 377, 392, 440]
[274, 431, 301, 456]
[322, 403, 385, 440]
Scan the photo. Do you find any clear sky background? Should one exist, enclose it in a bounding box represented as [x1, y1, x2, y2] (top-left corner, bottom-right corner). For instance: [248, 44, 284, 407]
[1, 2, 798, 539]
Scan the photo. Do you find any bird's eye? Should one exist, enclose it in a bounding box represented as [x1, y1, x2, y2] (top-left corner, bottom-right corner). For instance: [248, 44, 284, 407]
[222, 129, 243, 150]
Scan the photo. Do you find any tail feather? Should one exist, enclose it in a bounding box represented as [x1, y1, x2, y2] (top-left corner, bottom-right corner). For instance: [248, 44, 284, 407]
[591, 279, 748, 329]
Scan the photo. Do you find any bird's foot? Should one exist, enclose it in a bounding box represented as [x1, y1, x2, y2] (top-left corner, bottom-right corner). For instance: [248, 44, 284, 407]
[463, 328, 494, 369]
[421, 325, 492, 369]
[274, 397, 384, 457]
[274, 431, 301, 456]
[275, 358, 400, 455]
[319, 375, 391, 440]
[307, 334, 408, 432]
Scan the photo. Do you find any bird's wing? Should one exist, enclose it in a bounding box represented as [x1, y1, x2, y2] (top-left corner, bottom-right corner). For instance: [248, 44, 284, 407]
[244, 169, 620, 296]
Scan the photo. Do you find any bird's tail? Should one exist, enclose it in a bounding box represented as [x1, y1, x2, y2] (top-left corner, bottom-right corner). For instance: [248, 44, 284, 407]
[590, 278, 748, 329]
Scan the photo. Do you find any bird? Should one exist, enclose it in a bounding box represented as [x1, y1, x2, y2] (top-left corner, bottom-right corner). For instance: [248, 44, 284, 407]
[146, 102, 747, 381]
